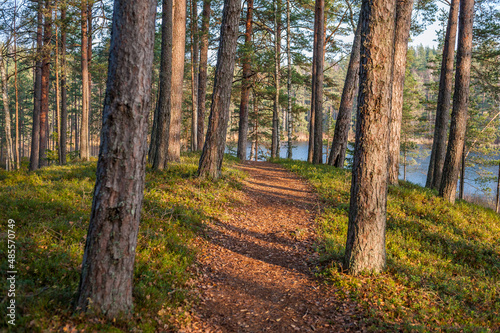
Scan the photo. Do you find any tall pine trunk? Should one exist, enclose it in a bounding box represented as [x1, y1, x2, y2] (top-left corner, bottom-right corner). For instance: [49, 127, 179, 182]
[307, 6, 319, 163]
[76, 0, 156, 318]
[197, 0, 211, 150]
[197, 0, 241, 178]
[190, 0, 199, 151]
[39, 0, 51, 168]
[344, 0, 396, 275]
[80, 0, 90, 160]
[439, 0, 475, 203]
[388, 0, 414, 185]
[328, 19, 361, 167]
[29, 1, 42, 171]
[312, 0, 324, 165]
[167, 0, 187, 162]
[427, 0, 459, 189]
[286, 0, 292, 159]
[271, 0, 281, 158]
[0, 52, 14, 171]
[237, 0, 254, 160]
[60, 4, 68, 165]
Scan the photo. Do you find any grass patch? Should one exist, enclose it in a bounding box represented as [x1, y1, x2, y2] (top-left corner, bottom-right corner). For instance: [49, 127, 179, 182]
[275, 158, 500, 332]
[0, 153, 245, 332]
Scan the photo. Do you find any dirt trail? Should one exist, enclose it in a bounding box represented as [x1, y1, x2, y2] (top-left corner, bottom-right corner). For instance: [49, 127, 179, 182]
[190, 161, 365, 332]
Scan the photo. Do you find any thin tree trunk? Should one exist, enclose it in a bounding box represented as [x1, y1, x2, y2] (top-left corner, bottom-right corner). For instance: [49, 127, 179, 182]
[312, 0, 324, 164]
[39, 0, 51, 168]
[151, 0, 173, 170]
[197, 0, 241, 178]
[439, 0, 475, 203]
[80, 0, 90, 161]
[197, 0, 211, 150]
[328, 19, 361, 167]
[427, 0, 459, 189]
[271, 0, 281, 158]
[388, 0, 414, 185]
[0, 52, 14, 171]
[308, 5, 319, 163]
[76, 0, 156, 318]
[60, 4, 67, 165]
[254, 95, 258, 161]
[55, 8, 61, 165]
[167, 0, 187, 162]
[14, 3, 20, 169]
[286, 0, 292, 159]
[237, 0, 253, 160]
[344, 0, 396, 275]
[190, 0, 199, 151]
[459, 141, 466, 200]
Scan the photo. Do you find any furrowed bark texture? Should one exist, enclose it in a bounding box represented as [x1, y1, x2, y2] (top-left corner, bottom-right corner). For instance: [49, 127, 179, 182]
[312, 0, 324, 164]
[197, 0, 211, 149]
[439, 0, 475, 203]
[237, 0, 254, 160]
[190, 0, 199, 151]
[29, 1, 43, 171]
[151, 0, 173, 170]
[328, 18, 361, 168]
[81, 0, 90, 160]
[286, 0, 292, 159]
[198, 0, 241, 179]
[39, 0, 51, 168]
[76, 0, 156, 318]
[388, 0, 414, 185]
[271, 0, 281, 158]
[427, 0, 459, 189]
[167, 0, 187, 162]
[60, 5, 68, 165]
[344, 0, 396, 275]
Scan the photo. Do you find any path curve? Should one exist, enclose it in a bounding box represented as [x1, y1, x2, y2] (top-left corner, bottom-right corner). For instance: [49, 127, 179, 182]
[190, 161, 364, 332]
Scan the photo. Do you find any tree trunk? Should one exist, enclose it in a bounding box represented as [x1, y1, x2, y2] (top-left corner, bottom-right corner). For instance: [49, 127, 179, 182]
[76, 0, 156, 318]
[496, 160, 499, 213]
[29, 3, 41, 171]
[80, 0, 90, 161]
[427, 0, 459, 189]
[307, 5, 319, 163]
[197, 0, 211, 150]
[39, 0, 51, 168]
[55, 10, 61, 165]
[328, 18, 361, 168]
[14, 8, 20, 170]
[286, 0, 292, 159]
[151, 0, 173, 170]
[0, 52, 14, 171]
[197, 0, 241, 178]
[388, 0, 414, 185]
[439, 0, 475, 203]
[271, 0, 281, 158]
[167, 0, 187, 162]
[344, 0, 396, 275]
[237, 0, 253, 160]
[60, 4, 68, 165]
[459, 141, 466, 200]
[190, 0, 199, 151]
[312, 0, 324, 164]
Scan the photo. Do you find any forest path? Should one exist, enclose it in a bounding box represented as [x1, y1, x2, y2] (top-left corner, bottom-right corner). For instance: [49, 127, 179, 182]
[190, 161, 365, 332]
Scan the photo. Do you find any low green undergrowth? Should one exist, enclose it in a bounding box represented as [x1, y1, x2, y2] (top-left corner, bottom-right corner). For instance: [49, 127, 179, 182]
[275, 158, 500, 332]
[0, 153, 244, 332]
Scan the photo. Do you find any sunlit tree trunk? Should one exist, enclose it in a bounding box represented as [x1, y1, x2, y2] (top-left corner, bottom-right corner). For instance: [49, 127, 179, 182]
[286, 0, 292, 159]
[190, 0, 199, 151]
[237, 0, 253, 160]
[344, 0, 396, 275]
[197, 0, 211, 150]
[76, 0, 156, 318]
[197, 0, 241, 178]
[271, 0, 281, 158]
[427, 0, 459, 189]
[60, 4, 68, 165]
[0, 52, 14, 171]
[439, 0, 475, 203]
[167, 0, 187, 162]
[388, 0, 414, 185]
[13, 4, 20, 170]
[29, 2, 42, 171]
[39, 0, 51, 168]
[307, 5, 319, 163]
[80, 0, 90, 160]
[312, 0, 324, 165]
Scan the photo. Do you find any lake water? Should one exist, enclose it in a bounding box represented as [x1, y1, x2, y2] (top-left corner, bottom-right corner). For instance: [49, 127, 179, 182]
[226, 141, 498, 205]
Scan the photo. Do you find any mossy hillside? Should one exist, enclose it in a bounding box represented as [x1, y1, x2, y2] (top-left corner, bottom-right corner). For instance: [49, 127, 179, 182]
[275, 158, 500, 332]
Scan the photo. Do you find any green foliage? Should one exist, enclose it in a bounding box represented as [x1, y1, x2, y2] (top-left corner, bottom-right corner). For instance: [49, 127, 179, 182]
[0, 154, 245, 331]
[275, 159, 500, 332]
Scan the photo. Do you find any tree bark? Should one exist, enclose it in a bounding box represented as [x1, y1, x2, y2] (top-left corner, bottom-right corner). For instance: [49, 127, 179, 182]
[197, 0, 211, 150]
[427, 0, 459, 189]
[14, 6, 20, 170]
[237, 0, 253, 160]
[151, 0, 173, 170]
[197, 0, 241, 178]
[167, 0, 187, 162]
[80, 0, 90, 161]
[76, 0, 156, 318]
[439, 0, 475, 203]
[271, 0, 281, 158]
[312, 0, 324, 164]
[286, 0, 292, 159]
[307, 6, 319, 163]
[388, 0, 414, 185]
[39, 0, 51, 168]
[328, 18, 361, 167]
[0, 52, 14, 171]
[60, 4, 68, 165]
[344, 0, 396, 275]
[190, 0, 199, 151]
[29, 1, 42, 171]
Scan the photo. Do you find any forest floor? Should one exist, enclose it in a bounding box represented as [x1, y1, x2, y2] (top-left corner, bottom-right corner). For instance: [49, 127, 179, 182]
[188, 162, 366, 332]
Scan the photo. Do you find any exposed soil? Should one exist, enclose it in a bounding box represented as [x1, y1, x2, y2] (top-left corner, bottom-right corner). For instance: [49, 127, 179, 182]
[188, 161, 366, 332]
